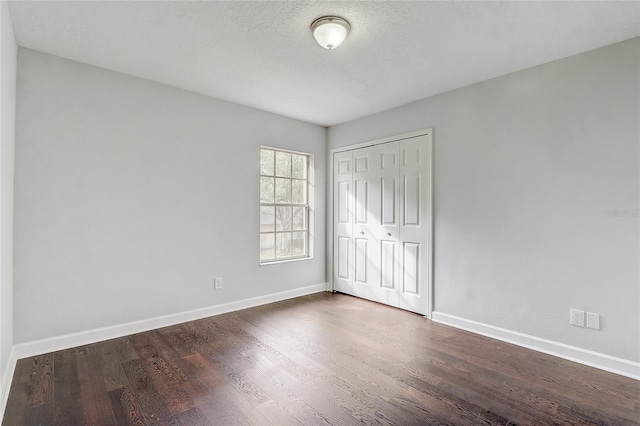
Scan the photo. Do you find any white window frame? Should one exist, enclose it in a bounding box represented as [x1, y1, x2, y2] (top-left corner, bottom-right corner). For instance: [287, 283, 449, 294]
[259, 146, 314, 265]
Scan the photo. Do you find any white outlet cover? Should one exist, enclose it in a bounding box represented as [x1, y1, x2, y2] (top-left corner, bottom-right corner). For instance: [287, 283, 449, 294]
[586, 312, 600, 330]
[214, 277, 223, 290]
[570, 309, 585, 327]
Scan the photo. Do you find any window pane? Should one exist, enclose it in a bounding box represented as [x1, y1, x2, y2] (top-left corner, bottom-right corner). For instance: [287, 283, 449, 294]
[292, 180, 306, 204]
[260, 148, 310, 263]
[261, 149, 274, 176]
[276, 206, 292, 231]
[275, 178, 291, 203]
[292, 232, 307, 256]
[276, 233, 292, 258]
[293, 207, 306, 231]
[260, 234, 275, 260]
[292, 154, 307, 179]
[260, 207, 275, 232]
[260, 177, 274, 203]
[276, 152, 291, 177]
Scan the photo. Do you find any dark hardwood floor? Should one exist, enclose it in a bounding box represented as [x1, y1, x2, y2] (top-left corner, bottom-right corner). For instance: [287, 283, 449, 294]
[2, 292, 639, 425]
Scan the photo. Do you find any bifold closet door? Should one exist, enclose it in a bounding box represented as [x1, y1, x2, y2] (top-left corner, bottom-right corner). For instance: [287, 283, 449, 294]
[350, 144, 395, 304]
[350, 146, 375, 300]
[369, 141, 400, 307]
[333, 142, 401, 305]
[332, 133, 431, 316]
[398, 135, 431, 315]
[333, 150, 353, 294]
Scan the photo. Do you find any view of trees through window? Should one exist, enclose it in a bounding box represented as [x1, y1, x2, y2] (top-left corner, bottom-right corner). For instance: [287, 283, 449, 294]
[260, 148, 310, 262]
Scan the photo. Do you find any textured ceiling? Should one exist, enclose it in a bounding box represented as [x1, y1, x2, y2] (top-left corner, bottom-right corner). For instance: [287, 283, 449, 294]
[8, 1, 640, 126]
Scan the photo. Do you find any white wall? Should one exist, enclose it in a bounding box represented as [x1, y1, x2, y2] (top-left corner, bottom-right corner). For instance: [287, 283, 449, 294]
[328, 38, 639, 363]
[0, 0, 16, 392]
[14, 49, 326, 344]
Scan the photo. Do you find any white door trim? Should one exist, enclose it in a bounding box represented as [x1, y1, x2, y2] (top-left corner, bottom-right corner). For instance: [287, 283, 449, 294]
[327, 128, 434, 318]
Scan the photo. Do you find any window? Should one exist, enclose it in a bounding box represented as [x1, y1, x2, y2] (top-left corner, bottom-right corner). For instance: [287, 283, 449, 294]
[260, 147, 311, 263]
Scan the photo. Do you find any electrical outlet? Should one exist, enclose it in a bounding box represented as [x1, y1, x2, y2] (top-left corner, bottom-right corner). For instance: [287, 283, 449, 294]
[214, 277, 223, 290]
[570, 309, 585, 327]
[586, 312, 600, 330]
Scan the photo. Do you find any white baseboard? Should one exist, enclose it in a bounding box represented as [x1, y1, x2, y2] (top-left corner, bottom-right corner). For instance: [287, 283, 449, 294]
[13, 283, 328, 360]
[431, 311, 640, 380]
[0, 347, 17, 422]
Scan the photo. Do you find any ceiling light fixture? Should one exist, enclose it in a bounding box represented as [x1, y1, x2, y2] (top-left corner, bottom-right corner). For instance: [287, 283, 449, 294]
[311, 16, 351, 50]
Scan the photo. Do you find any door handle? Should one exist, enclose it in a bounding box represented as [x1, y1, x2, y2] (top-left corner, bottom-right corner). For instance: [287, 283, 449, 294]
[360, 231, 365, 235]
[387, 232, 392, 237]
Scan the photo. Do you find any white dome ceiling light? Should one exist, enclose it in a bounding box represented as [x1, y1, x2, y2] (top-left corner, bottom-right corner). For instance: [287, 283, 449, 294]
[311, 16, 351, 50]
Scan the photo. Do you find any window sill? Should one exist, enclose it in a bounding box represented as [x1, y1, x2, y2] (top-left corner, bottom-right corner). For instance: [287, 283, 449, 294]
[260, 256, 313, 266]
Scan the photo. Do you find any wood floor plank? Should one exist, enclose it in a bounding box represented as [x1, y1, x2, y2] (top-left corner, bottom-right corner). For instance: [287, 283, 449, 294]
[25, 354, 54, 408]
[2, 358, 37, 425]
[173, 407, 211, 426]
[181, 354, 271, 425]
[404, 351, 564, 422]
[199, 349, 303, 425]
[144, 357, 194, 417]
[121, 359, 177, 426]
[53, 349, 84, 426]
[341, 344, 519, 424]
[3, 292, 638, 426]
[23, 401, 55, 426]
[96, 338, 138, 392]
[392, 381, 509, 426]
[196, 377, 271, 425]
[76, 348, 117, 426]
[180, 380, 237, 425]
[242, 363, 353, 426]
[108, 387, 147, 426]
[1, 384, 27, 426]
[413, 347, 639, 424]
